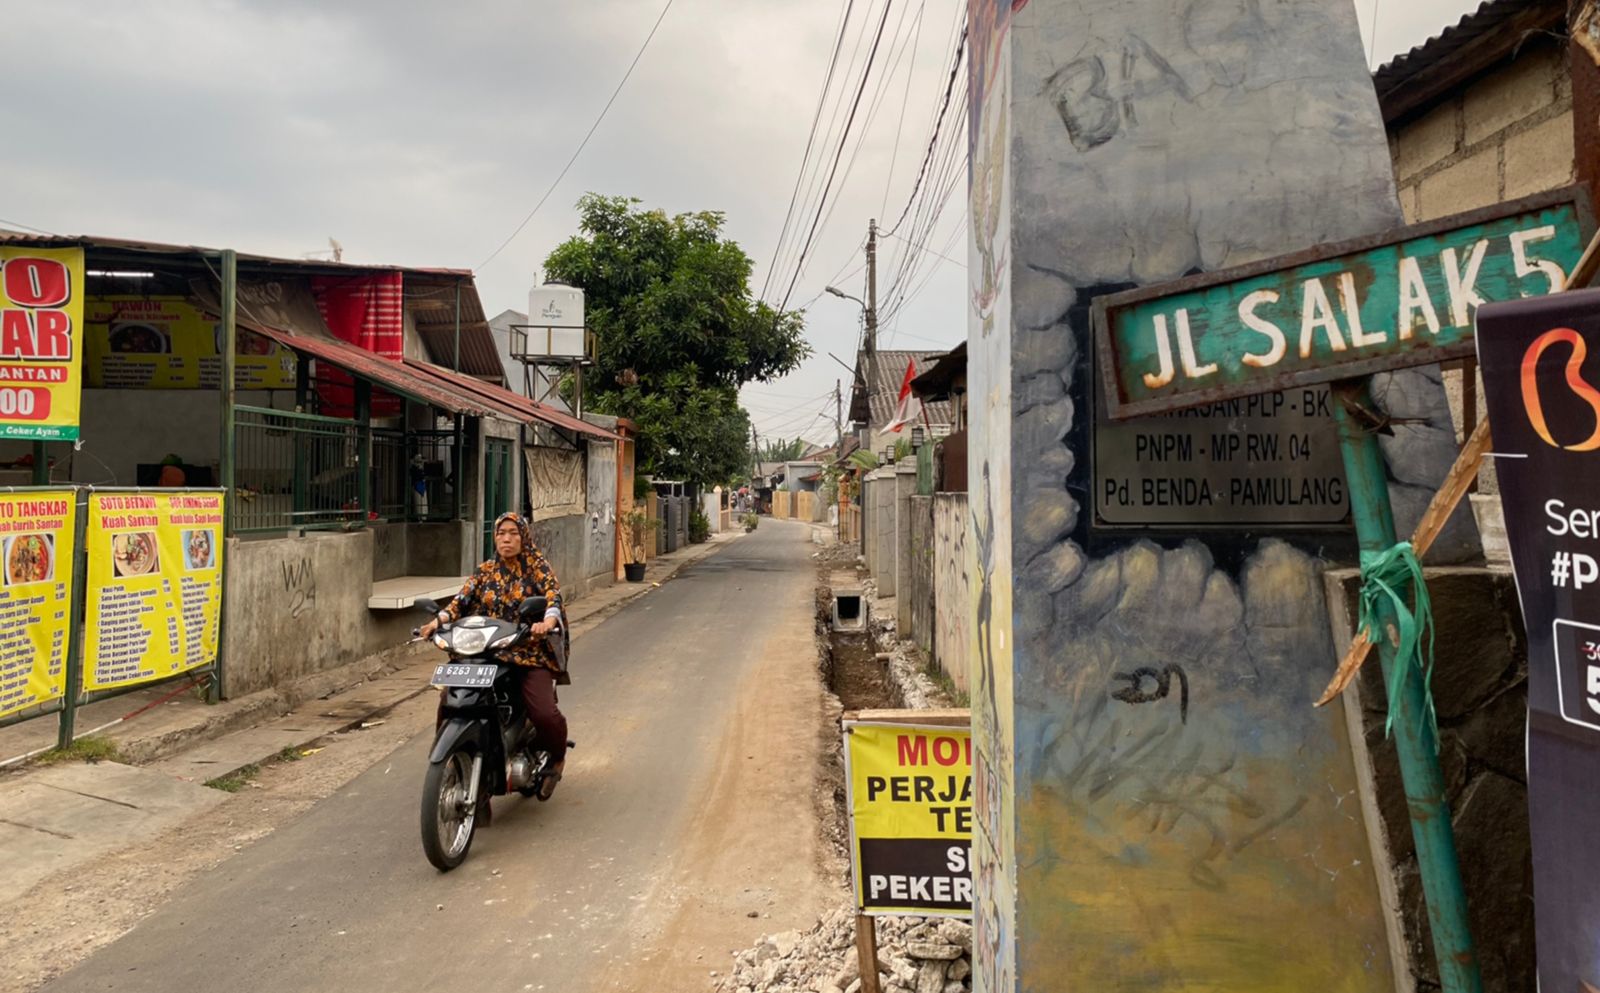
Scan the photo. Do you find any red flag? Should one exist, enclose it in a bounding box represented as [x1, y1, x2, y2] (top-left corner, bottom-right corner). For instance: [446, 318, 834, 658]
[885, 358, 921, 433]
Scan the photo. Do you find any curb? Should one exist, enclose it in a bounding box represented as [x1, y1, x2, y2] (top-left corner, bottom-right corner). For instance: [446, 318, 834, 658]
[126, 532, 745, 781]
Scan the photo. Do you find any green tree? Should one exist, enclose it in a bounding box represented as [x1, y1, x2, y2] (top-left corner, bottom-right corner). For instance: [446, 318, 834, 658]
[543, 195, 809, 486]
[759, 437, 810, 463]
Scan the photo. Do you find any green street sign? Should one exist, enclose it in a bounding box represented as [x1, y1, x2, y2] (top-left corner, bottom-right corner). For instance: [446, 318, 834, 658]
[1094, 188, 1594, 419]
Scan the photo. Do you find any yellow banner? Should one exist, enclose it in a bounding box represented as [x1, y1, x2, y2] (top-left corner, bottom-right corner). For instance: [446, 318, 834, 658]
[84, 491, 225, 692]
[86, 295, 296, 390]
[0, 248, 85, 441]
[0, 491, 76, 718]
[846, 720, 973, 916]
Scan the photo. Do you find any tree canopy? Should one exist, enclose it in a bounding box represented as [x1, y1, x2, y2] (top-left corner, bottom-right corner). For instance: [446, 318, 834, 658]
[542, 194, 809, 486]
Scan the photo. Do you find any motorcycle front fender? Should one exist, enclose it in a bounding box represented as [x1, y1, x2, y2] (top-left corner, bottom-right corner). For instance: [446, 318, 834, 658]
[429, 718, 485, 765]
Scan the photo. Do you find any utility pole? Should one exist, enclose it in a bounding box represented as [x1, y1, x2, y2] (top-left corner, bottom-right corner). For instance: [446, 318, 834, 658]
[865, 219, 878, 434]
[835, 379, 843, 460]
[750, 422, 760, 480]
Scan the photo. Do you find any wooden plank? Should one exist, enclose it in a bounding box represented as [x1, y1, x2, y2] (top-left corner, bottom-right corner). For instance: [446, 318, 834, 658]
[843, 708, 970, 727]
[1315, 224, 1600, 706]
[855, 914, 882, 993]
[1315, 417, 1492, 706]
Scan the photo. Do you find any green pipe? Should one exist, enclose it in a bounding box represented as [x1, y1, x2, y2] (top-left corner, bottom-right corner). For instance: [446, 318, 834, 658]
[1331, 379, 1481, 993]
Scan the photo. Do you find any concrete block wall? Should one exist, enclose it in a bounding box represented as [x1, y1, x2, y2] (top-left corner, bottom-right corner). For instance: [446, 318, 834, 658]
[1387, 36, 1575, 499]
[1327, 568, 1533, 992]
[1390, 40, 1573, 225]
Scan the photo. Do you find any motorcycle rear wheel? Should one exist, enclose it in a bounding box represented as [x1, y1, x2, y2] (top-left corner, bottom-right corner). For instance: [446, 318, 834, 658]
[421, 747, 477, 871]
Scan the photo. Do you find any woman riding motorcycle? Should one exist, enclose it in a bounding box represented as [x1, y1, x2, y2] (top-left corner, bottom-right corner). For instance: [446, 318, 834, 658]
[420, 512, 567, 799]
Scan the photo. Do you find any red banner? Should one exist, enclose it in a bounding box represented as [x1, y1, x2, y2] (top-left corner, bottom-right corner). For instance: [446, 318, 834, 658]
[312, 273, 403, 416]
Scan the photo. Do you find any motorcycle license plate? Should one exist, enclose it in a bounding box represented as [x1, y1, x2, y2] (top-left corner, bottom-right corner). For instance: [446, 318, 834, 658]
[431, 664, 499, 688]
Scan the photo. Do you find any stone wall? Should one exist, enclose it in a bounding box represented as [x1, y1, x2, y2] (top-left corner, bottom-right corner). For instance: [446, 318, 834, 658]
[1327, 568, 1532, 992]
[906, 495, 936, 658]
[932, 493, 970, 696]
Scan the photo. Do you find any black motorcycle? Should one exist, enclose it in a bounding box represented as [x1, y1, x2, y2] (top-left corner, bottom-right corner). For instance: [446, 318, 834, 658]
[413, 594, 572, 872]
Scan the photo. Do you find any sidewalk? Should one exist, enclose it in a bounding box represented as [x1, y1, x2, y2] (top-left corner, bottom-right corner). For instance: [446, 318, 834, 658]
[0, 530, 743, 906]
[0, 530, 743, 771]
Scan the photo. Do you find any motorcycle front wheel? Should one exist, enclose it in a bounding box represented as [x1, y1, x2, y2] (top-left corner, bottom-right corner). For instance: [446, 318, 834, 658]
[421, 747, 477, 871]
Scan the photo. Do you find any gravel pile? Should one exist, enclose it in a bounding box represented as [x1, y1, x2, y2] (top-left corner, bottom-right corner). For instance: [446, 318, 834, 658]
[717, 910, 972, 993]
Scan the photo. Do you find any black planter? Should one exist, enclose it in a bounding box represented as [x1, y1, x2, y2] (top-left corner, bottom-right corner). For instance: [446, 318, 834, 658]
[624, 562, 646, 583]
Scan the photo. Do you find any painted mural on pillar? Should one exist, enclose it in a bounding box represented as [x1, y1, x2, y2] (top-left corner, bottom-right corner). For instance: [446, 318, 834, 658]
[967, 4, 1020, 991]
[972, 0, 1483, 989]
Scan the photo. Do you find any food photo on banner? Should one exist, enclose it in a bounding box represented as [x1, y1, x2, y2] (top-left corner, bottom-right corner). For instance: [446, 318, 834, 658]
[85, 295, 295, 390]
[83, 491, 224, 693]
[1476, 286, 1600, 992]
[0, 491, 75, 718]
[0, 247, 86, 440]
[844, 721, 973, 917]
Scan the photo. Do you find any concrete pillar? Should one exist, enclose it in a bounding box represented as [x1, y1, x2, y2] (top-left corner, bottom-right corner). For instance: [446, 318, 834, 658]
[965, 2, 1477, 991]
[875, 469, 897, 596]
[895, 459, 918, 633]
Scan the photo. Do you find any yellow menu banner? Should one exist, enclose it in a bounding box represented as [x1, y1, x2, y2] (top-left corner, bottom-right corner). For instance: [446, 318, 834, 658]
[0, 491, 76, 718]
[85, 491, 224, 692]
[0, 248, 85, 441]
[86, 295, 296, 390]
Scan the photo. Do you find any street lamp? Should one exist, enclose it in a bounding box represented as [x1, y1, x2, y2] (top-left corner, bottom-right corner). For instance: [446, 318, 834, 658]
[912, 426, 925, 449]
[826, 286, 865, 307]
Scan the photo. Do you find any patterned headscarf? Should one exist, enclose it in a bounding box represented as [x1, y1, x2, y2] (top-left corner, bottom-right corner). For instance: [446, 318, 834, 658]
[493, 511, 538, 567]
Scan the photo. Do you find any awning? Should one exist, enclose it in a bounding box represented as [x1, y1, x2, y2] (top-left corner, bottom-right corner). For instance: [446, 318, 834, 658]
[246, 320, 621, 439]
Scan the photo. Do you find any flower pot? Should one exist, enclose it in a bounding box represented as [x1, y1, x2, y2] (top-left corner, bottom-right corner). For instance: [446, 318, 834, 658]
[624, 562, 646, 583]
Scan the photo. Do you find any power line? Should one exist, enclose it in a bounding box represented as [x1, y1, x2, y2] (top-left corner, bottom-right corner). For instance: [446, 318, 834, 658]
[879, 227, 964, 269]
[879, 0, 926, 218]
[474, 0, 675, 272]
[883, 25, 965, 238]
[760, 0, 856, 303]
[0, 216, 58, 236]
[775, 0, 900, 314]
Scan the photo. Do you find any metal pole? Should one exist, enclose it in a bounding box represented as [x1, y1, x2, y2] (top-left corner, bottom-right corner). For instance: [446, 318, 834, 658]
[214, 249, 237, 703]
[1331, 379, 1482, 993]
[454, 280, 461, 373]
[30, 441, 47, 484]
[355, 379, 372, 519]
[57, 490, 90, 749]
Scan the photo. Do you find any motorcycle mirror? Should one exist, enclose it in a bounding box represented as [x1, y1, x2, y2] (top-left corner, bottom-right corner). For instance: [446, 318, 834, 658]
[415, 597, 441, 615]
[519, 596, 547, 619]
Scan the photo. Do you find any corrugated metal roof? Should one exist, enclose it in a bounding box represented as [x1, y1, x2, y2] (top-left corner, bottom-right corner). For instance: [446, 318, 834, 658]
[0, 229, 505, 379]
[1373, 0, 1566, 122]
[848, 349, 956, 426]
[408, 273, 502, 380]
[247, 320, 501, 417]
[401, 359, 621, 441]
[0, 229, 475, 279]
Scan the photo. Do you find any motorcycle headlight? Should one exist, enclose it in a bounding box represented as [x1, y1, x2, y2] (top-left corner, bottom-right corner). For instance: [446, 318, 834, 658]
[489, 631, 521, 650]
[448, 627, 490, 655]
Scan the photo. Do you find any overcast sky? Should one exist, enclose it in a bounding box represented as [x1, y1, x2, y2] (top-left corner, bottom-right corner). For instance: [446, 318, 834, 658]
[2, 0, 1480, 444]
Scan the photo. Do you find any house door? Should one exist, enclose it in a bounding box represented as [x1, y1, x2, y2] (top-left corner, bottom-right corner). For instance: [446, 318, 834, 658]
[482, 438, 513, 559]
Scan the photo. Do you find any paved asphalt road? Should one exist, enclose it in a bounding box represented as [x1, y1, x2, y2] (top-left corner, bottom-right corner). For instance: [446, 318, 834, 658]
[44, 520, 834, 993]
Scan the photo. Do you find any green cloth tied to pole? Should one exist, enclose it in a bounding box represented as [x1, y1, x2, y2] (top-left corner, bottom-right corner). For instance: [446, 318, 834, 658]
[1358, 541, 1438, 744]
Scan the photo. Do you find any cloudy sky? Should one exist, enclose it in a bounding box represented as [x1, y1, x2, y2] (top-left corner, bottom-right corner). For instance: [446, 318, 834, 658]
[3, 0, 1481, 444]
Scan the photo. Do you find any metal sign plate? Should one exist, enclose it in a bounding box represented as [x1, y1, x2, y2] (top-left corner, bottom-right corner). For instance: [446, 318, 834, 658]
[1095, 383, 1348, 527]
[1093, 188, 1593, 419]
